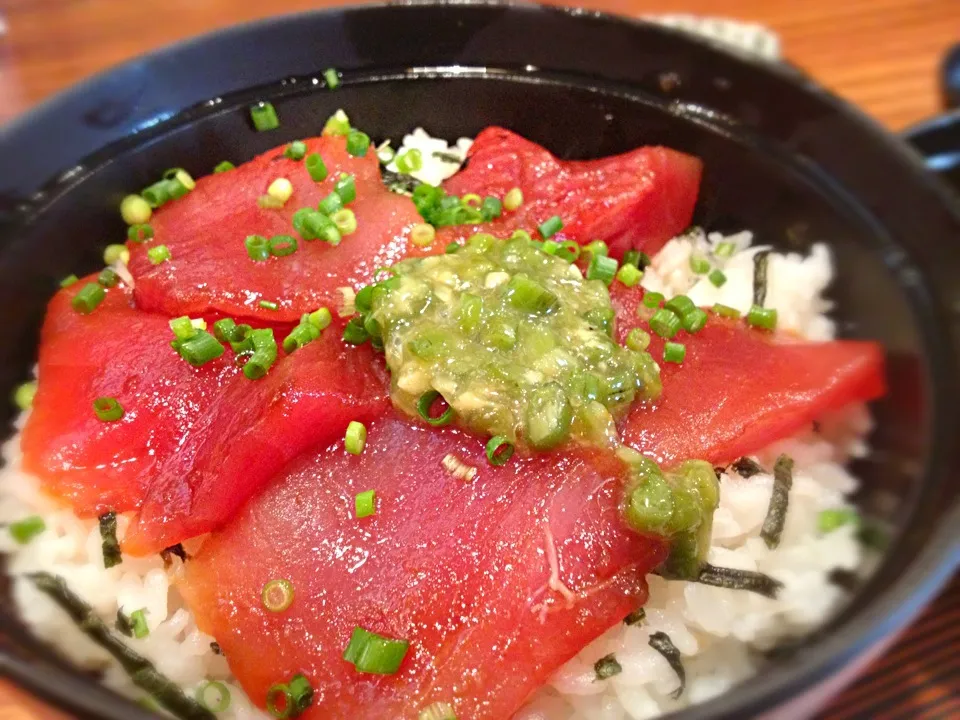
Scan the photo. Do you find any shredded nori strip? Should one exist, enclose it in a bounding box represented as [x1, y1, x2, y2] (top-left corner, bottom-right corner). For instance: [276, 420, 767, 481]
[210, 641, 222, 655]
[648, 632, 685, 699]
[731, 456, 764, 478]
[593, 653, 623, 680]
[696, 563, 783, 599]
[432, 150, 463, 164]
[857, 519, 890, 551]
[828, 568, 860, 592]
[760, 454, 794, 549]
[753, 249, 771, 307]
[380, 168, 419, 196]
[115, 609, 134, 637]
[713, 466, 725, 481]
[160, 543, 189, 567]
[28, 573, 214, 720]
[624, 608, 646, 626]
[98, 511, 122, 568]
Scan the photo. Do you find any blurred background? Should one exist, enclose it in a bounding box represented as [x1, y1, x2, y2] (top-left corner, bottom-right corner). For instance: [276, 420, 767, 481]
[0, 1, 957, 719]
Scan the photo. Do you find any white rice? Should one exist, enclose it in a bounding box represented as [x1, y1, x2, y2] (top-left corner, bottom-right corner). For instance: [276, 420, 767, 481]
[0, 141, 872, 719]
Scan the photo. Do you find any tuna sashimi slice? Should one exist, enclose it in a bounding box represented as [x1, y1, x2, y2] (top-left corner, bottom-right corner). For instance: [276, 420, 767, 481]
[442, 127, 703, 256]
[21, 278, 390, 554]
[179, 415, 668, 720]
[128, 135, 425, 323]
[611, 286, 886, 466]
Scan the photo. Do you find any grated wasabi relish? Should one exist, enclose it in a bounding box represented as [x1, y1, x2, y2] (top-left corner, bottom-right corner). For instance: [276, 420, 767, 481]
[358, 233, 661, 450]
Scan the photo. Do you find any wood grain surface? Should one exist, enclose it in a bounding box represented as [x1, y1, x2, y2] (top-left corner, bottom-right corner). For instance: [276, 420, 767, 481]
[0, 0, 957, 718]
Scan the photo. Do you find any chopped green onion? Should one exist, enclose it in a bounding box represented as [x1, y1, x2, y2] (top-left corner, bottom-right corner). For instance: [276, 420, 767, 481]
[169, 316, 197, 341]
[355, 489, 376, 518]
[642, 292, 664, 308]
[120, 194, 152, 225]
[747, 305, 778, 331]
[318, 191, 343, 216]
[584, 240, 608, 258]
[664, 295, 695, 317]
[682, 308, 708, 333]
[259, 300, 279, 311]
[342, 316, 370, 345]
[127, 223, 154, 243]
[250, 101, 280, 131]
[587, 254, 619, 286]
[323, 109, 351, 136]
[411, 223, 436, 247]
[9, 515, 45, 544]
[267, 178, 294, 205]
[269, 235, 298, 257]
[172, 169, 195, 191]
[196, 681, 231, 713]
[555, 240, 580, 263]
[345, 420, 367, 455]
[818, 508, 860, 534]
[214, 161, 235, 173]
[538, 215, 563, 239]
[147, 245, 171, 265]
[444, 242, 460, 254]
[282, 322, 318, 354]
[72, 283, 106, 314]
[93, 396, 124, 422]
[266, 673, 314, 719]
[616, 263, 643, 287]
[509, 229, 532, 243]
[485, 436, 514, 466]
[261, 578, 295, 613]
[395, 148, 423, 174]
[712, 303, 741, 319]
[417, 391, 454, 426]
[334, 174, 357, 204]
[480, 196, 502, 221]
[323, 68, 341, 89]
[505, 274, 559, 314]
[715, 241, 737, 258]
[242, 329, 278, 380]
[245, 234, 271, 261]
[97, 267, 119, 288]
[418, 701, 457, 720]
[708, 269, 727, 288]
[332, 209, 357, 236]
[343, 627, 410, 675]
[346, 130, 370, 157]
[174, 330, 225, 366]
[503, 187, 523, 211]
[310, 308, 332, 330]
[541, 240, 561, 256]
[354, 285, 374, 314]
[626, 328, 651, 352]
[130, 608, 149, 639]
[284, 141, 307, 161]
[622, 250, 641, 268]
[663, 341, 686, 364]
[13, 381, 37, 411]
[103, 244, 129, 266]
[649, 308, 682, 339]
[140, 181, 170, 208]
[59, 274, 79, 288]
[689, 255, 711, 274]
[305, 153, 328, 182]
[461, 194, 482, 209]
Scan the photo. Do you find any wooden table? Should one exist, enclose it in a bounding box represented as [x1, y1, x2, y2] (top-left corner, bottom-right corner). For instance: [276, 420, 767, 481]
[0, 1, 957, 718]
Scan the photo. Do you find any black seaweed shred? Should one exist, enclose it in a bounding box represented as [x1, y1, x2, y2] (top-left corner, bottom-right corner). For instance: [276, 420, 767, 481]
[828, 568, 860, 592]
[380, 168, 419, 196]
[713, 466, 726, 481]
[98, 512, 122, 569]
[160, 543, 189, 567]
[696, 563, 783, 599]
[648, 632, 685, 699]
[115, 609, 134, 637]
[210, 641, 223, 656]
[753, 250, 771, 307]
[432, 150, 463, 164]
[593, 653, 623, 680]
[624, 608, 646, 626]
[731, 456, 764, 478]
[29, 573, 213, 720]
[760, 454, 794, 549]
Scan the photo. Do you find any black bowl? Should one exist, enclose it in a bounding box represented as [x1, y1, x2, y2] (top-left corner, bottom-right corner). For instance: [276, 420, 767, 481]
[1, 3, 958, 719]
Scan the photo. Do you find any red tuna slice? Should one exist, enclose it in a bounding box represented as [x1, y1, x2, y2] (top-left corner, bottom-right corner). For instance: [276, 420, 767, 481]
[611, 286, 886, 466]
[179, 414, 668, 719]
[128, 135, 424, 323]
[21, 277, 390, 553]
[442, 127, 702, 256]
